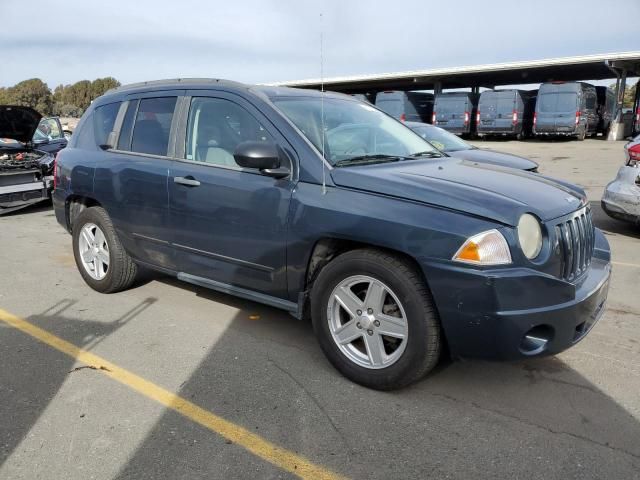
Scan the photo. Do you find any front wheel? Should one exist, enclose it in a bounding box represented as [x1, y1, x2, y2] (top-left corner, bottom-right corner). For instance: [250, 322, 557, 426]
[311, 249, 442, 390]
[72, 206, 138, 293]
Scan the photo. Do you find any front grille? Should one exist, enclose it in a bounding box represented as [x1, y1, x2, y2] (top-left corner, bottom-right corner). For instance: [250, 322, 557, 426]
[554, 208, 595, 281]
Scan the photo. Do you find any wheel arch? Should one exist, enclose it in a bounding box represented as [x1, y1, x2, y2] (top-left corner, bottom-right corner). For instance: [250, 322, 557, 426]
[65, 195, 102, 232]
[301, 238, 448, 345]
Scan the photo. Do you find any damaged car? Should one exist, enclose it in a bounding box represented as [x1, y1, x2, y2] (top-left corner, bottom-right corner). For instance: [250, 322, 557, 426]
[602, 134, 640, 225]
[0, 106, 55, 215]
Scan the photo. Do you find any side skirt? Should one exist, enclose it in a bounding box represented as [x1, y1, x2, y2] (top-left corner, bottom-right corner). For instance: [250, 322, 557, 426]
[177, 272, 299, 315]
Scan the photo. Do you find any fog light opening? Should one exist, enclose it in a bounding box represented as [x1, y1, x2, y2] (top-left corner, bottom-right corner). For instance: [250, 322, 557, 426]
[520, 325, 554, 355]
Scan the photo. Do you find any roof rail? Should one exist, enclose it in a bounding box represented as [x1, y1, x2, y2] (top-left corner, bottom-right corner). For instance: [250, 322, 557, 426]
[105, 78, 246, 95]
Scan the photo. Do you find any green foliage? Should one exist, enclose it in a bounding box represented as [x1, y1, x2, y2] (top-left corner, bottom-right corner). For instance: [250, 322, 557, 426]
[1, 77, 121, 117]
[608, 83, 637, 108]
[6, 79, 53, 114]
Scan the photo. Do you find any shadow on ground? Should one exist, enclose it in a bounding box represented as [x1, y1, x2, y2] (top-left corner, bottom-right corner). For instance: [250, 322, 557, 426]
[0, 298, 156, 468]
[2, 277, 639, 479]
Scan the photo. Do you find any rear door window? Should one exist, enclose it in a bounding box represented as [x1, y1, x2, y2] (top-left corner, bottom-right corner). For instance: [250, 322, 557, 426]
[376, 98, 403, 118]
[93, 102, 121, 146]
[497, 96, 514, 113]
[437, 98, 466, 113]
[539, 92, 577, 113]
[130, 97, 177, 156]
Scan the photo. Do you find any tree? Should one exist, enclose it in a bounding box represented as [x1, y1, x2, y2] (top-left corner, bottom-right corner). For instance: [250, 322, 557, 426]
[0, 87, 10, 104]
[1, 77, 121, 117]
[6, 79, 53, 114]
[63, 80, 92, 111]
[91, 77, 120, 100]
[608, 82, 637, 108]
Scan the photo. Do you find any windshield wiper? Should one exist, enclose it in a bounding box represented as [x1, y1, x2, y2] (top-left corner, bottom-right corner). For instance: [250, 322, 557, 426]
[410, 151, 444, 158]
[334, 154, 402, 167]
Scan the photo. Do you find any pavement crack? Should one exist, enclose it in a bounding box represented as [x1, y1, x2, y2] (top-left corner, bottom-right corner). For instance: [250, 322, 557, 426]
[427, 391, 640, 461]
[267, 356, 354, 459]
[68, 365, 111, 373]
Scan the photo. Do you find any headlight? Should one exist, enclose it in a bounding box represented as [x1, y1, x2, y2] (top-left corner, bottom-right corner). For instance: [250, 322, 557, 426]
[517, 213, 543, 259]
[452, 229, 512, 265]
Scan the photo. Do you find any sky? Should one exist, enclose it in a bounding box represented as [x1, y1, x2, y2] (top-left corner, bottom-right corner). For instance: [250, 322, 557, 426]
[1, 0, 638, 89]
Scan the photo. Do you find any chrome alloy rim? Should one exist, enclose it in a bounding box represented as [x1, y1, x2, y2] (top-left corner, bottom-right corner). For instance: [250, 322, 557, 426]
[78, 223, 110, 280]
[327, 275, 408, 369]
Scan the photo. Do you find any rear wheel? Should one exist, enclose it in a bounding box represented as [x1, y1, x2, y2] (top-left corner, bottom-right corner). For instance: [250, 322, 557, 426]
[311, 249, 441, 390]
[72, 206, 138, 293]
[577, 127, 586, 141]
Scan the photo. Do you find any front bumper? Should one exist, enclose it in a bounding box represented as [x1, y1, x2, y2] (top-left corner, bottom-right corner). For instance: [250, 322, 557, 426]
[422, 229, 611, 360]
[0, 178, 51, 215]
[601, 166, 640, 225]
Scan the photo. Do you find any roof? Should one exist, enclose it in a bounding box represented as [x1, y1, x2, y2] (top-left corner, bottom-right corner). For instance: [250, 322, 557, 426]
[102, 79, 352, 102]
[105, 78, 248, 95]
[271, 51, 640, 92]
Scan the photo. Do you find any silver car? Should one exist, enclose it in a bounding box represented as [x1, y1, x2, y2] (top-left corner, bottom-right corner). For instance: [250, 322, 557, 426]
[602, 134, 640, 225]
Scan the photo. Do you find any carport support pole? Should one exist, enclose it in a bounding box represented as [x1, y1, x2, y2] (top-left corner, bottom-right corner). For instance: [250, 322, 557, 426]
[607, 64, 627, 141]
[434, 82, 442, 95]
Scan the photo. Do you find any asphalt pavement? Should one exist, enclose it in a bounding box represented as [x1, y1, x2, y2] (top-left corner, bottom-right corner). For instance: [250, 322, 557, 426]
[1, 138, 639, 480]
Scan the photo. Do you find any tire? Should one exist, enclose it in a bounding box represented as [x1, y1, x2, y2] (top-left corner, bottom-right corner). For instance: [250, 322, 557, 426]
[72, 206, 138, 293]
[311, 248, 441, 390]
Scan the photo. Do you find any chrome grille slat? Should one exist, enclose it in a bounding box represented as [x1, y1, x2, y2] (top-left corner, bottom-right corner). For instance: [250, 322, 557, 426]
[554, 208, 594, 281]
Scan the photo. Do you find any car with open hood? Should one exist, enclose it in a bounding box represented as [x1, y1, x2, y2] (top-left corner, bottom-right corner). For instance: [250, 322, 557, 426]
[0, 106, 56, 215]
[52, 80, 611, 390]
[407, 121, 538, 171]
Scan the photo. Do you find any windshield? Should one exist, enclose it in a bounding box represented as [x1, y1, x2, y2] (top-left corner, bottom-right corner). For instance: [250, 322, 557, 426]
[411, 125, 471, 152]
[271, 97, 440, 165]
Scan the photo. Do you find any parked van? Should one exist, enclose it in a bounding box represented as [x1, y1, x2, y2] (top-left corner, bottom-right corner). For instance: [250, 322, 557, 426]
[534, 82, 599, 140]
[477, 89, 536, 140]
[350, 93, 374, 104]
[595, 86, 615, 135]
[374, 91, 433, 123]
[433, 92, 479, 136]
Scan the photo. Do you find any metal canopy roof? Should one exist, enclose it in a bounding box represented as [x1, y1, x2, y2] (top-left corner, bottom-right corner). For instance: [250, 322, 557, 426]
[272, 52, 640, 92]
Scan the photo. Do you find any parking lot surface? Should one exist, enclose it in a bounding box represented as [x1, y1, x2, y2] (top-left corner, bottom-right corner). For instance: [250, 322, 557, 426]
[1, 138, 639, 480]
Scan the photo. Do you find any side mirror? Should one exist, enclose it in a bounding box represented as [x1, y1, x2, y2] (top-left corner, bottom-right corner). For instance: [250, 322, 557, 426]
[233, 141, 289, 178]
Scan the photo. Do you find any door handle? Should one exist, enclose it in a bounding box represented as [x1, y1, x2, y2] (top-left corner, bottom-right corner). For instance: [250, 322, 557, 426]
[174, 176, 201, 187]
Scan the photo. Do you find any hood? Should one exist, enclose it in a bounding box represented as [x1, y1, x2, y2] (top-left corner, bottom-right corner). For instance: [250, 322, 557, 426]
[330, 158, 586, 226]
[447, 148, 539, 171]
[0, 106, 42, 144]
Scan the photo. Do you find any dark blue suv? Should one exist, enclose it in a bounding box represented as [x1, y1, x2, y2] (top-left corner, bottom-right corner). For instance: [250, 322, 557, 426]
[53, 79, 611, 390]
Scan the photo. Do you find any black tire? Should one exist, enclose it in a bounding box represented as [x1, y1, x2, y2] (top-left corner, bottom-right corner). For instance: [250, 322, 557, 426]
[311, 248, 441, 390]
[72, 206, 138, 293]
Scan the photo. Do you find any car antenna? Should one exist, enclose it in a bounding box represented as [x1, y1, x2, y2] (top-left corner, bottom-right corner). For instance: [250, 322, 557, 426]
[320, 12, 327, 195]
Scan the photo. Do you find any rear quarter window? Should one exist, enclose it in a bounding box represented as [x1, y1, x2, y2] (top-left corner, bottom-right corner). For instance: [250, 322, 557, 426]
[376, 99, 403, 117]
[93, 102, 121, 147]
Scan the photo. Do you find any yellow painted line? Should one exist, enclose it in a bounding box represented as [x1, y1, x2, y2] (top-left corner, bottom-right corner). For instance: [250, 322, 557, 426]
[0, 308, 345, 480]
[612, 261, 640, 269]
